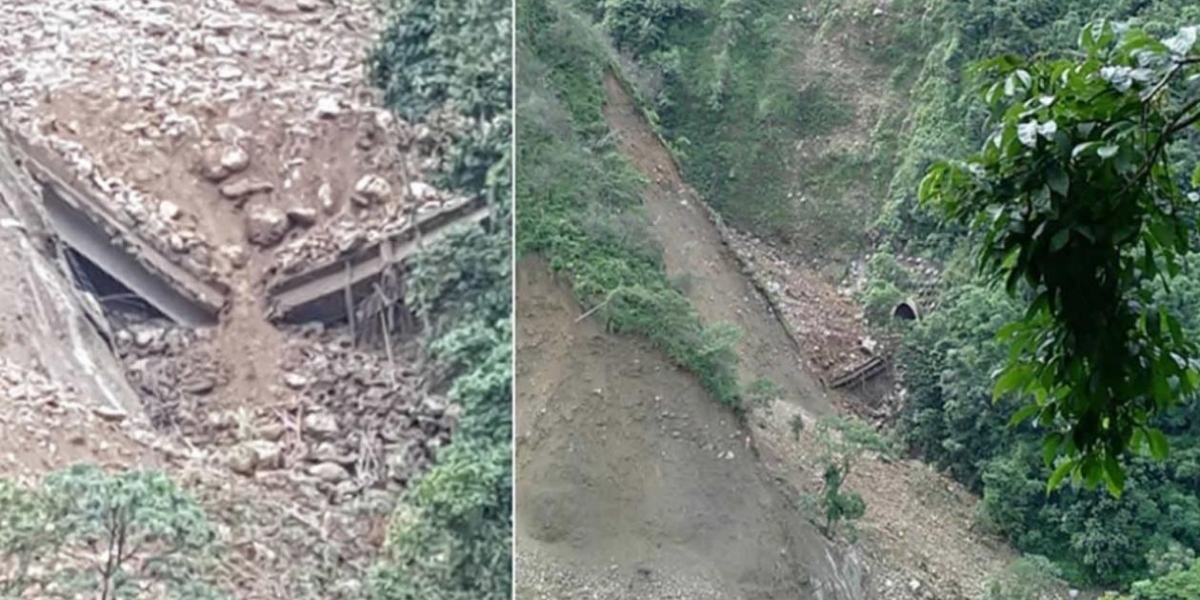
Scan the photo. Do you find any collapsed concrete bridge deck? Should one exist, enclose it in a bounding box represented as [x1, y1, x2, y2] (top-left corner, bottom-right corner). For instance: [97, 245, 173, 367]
[4, 128, 229, 328]
[266, 195, 492, 325]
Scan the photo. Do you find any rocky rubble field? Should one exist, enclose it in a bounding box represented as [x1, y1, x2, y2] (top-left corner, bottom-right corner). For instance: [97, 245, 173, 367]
[0, 0, 470, 598]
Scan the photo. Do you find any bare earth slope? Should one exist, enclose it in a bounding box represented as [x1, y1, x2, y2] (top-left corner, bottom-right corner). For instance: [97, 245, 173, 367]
[515, 258, 867, 600]
[599, 73, 833, 422]
[599, 69, 1066, 600]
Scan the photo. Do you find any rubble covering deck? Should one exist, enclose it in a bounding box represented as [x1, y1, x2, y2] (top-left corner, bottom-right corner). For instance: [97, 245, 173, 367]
[267, 196, 492, 323]
[5, 128, 229, 326]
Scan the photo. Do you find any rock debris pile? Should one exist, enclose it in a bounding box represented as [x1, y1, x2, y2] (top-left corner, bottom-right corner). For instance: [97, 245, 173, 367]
[0, 0, 453, 285]
[272, 331, 454, 496]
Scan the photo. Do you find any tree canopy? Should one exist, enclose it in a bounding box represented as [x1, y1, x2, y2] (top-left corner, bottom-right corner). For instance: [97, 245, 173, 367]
[920, 21, 1200, 495]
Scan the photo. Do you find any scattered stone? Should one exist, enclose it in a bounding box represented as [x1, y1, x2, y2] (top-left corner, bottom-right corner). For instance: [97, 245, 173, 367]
[257, 422, 286, 441]
[245, 440, 283, 470]
[315, 96, 341, 118]
[245, 207, 291, 247]
[158, 200, 181, 221]
[221, 244, 249, 268]
[264, 0, 299, 14]
[283, 372, 309, 389]
[408, 180, 437, 201]
[286, 206, 318, 228]
[181, 375, 217, 395]
[296, 0, 321, 10]
[199, 146, 231, 181]
[353, 174, 390, 205]
[308, 461, 350, 483]
[134, 329, 160, 347]
[216, 64, 243, 80]
[318, 182, 336, 213]
[221, 146, 250, 174]
[92, 405, 127, 423]
[228, 445, 257, 475]
[221, 178, 274, 200]
[303, 413, 339, 439]
[168, 234, 187, 253]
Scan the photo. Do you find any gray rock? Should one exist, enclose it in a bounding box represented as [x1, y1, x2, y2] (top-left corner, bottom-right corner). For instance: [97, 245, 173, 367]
[304, 413, 339, 439]
[199, 146, 230, 181]
[221, 244, 249, 268]
[228, 445, 257, 475]
[245, 207, 290, 247]
[286, 206, 318, 227]
[408, 181, 437, 201]
[308, 461, 350, 483]
[221, 146, 250, 174]
[283, 372, 309, 389]
[264, 0, 300, 14]
[318, 182, 336, 213]
[353, 174, 390, 205]
[92, 405, 128, 423]
[221, 178, 274, 200]
[158, 200, 182, 220]
[245, 440, 283, 470]
[315, 95, 341, 118]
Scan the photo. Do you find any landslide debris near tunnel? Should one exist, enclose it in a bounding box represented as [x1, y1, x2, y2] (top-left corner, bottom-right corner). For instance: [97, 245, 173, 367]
[0, 0, 490, 597]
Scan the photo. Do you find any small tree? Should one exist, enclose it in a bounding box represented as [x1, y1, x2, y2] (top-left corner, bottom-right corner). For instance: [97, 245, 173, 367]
[810, 416, 891, 537]
[0, 465, 224, 600]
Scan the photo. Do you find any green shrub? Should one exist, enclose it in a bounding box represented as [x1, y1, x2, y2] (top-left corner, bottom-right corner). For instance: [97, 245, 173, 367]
[518, 0, 745, 408]
[367, 0, 512, 595]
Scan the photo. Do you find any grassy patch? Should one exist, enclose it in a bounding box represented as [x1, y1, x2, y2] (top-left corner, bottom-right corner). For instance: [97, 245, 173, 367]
[517, 0, 744, 408]
[794, 83, 854, 138]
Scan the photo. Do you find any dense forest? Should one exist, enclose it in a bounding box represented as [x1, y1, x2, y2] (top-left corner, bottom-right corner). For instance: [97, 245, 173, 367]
[522, 0, 1200, 596]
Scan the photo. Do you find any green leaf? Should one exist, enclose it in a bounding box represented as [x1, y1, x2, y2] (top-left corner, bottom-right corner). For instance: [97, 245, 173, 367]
[1047, 458, 1074, 493]
[1043, 433, 1063, 466]
[1103, 455, 1125, 497]
[1097, 145, 1119, 159]
[1008, 403, 1040, 426]
[1147, 428, 1170, 460]
[1047, 165, 1069, 196]
[994, 365, 1031, 400]
[1050, 229, 1070, 252]
[1072, 141, 1099, 160]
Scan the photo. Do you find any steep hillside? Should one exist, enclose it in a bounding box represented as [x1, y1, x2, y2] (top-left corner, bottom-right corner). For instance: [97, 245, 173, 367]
[514, 1, 1073, 597]
[525, 0, 1200, 595]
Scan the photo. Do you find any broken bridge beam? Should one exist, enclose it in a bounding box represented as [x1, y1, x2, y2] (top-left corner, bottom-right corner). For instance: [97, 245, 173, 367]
[828, 355, 887, 390]
[4, 128, 229, 327]
[266, 196, 492, 324]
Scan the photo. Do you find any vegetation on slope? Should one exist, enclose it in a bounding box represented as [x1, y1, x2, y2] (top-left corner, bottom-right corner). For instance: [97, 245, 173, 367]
[516, 0, 745, 409]
[0, 466, 225, 599]
[367, 0, 512, 597]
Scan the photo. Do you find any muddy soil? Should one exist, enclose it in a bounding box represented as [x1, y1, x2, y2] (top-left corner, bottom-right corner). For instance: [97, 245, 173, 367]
[515, 258, 866, 600]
